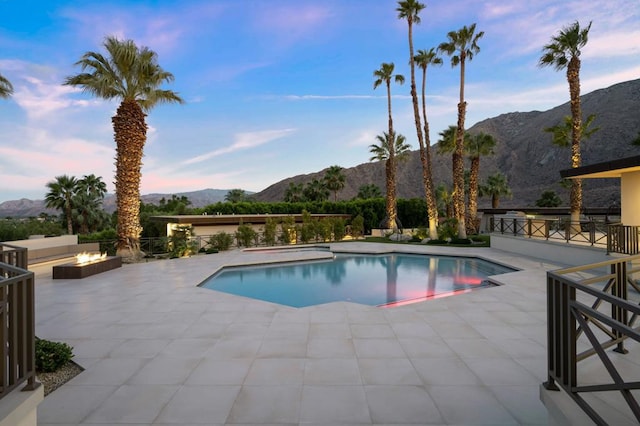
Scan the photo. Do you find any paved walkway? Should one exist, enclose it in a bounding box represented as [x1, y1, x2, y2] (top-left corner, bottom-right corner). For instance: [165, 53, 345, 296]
[33, 242, 637, 425]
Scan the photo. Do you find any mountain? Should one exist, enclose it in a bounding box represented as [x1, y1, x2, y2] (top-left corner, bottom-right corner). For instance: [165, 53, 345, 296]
[0, 188, 237, 218]
[253, 78, 640, 208]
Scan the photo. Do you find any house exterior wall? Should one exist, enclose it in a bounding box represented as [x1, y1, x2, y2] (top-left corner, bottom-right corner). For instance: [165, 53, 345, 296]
[621, 171, 640, 226]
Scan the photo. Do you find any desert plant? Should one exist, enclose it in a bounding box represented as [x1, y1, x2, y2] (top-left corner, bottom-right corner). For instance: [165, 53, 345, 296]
[437, 218, 458, 241]
[208, 232, 234, 251]
[236, 223, 257, 247]
[35, 338, 74, 373]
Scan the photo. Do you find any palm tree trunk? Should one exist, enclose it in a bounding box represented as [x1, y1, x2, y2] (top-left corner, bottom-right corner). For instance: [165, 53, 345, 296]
[454, 55, 468, 239]
[385, 159, 396, 229]
[419, 68, 439, 239]
[568, 57, 582, 227]
[467, 156, 480, 234]
[113, 99, 147, 261]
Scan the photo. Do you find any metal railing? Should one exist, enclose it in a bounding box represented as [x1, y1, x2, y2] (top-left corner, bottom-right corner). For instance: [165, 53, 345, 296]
[544, 255, 640, 424]
[0, 243, 38, 399]
[490, 217, 626, 252]
[607, 224, 640, 255]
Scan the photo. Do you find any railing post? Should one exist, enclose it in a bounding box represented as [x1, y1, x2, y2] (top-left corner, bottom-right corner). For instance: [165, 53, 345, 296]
[612, 260, 629, 354]
[512, 218, 517, 236]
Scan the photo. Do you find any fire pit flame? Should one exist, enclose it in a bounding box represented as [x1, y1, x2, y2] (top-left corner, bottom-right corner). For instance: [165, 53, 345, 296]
[75, 252, 107, 265]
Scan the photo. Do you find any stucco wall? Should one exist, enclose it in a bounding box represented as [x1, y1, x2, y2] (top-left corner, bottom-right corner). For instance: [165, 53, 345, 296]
[621, 170, 640, 226]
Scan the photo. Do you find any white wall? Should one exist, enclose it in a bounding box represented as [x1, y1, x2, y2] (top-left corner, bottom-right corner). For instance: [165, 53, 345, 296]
[621, 171, 640, 226]
[6, 235, 77, 250]
[491, 234, 611, 267]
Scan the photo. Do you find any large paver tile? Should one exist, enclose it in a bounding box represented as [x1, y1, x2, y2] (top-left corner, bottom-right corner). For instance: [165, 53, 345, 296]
[429, 385, 519, 425]
[83, 384, 177, 423]
[226, 385, 301, 424]
[307, 338, 356, 358]
[185, 358, 252, 385]
[68, 358, 148, 386]
[300, 385, 371, 423]
[37, 385, 117, 424]
[154, 385, 240, 424]
[365, 385, 443, 424]
[358, 358, 421, 385]
[413, 358, 481, 386]
[304, 358, 362, 385]
[244, 358, 305, 385]
[352, 338, 406, 358]
[128, 357, 201, 385]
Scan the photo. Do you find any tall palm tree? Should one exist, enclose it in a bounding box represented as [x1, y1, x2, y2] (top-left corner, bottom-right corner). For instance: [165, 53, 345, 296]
[64, 36, 183, 261]
[466, 132, 495, 234]
[439, 23, 484, 239]
[539, 21, 591, 226]
[0, 72, 13, 99]
[303, 179, 330, 202]
[356, 184, 382, 200]
[225, 189, 249, 203]
[45, 175, 78, 235]
[479, 172, 512, 208]
[397, 0, 437, 239]
[373, 63, 404, 228]
[370, 132, 411, 229]
[77, 174, 108, 200]
[414, 47, 442, 239]
[324, 165, 346, 202]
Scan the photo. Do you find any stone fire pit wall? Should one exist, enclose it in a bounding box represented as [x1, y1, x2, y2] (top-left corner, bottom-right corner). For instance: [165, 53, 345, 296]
[52, 256, 122, 279]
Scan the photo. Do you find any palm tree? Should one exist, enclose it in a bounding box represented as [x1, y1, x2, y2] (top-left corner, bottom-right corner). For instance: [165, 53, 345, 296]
[356, 184, 382, 200]
[45, 175, 78, 235]
[75, 174, 108, 233]
[77, 174, 108, 200]
[413, 47, 442, 239]
[284, 182, 304, 203]
[370, 132, 411, 228]
[373, 62, 404, 229]
[303, 179, 329, 202]
[544, 114, 599, 148]
[64, 36, 184, 261]
[435, 183, 454, 218]
[0, 72, 13, 99]
[539, 20, 591, 226]
[479, 172, 512, 209]
[397, 0, 437, 239]
[439, 23, 484, 238]
[466, 132, 496, 234]
[324, 165, 346, 202]
[225, 189, 249, 203]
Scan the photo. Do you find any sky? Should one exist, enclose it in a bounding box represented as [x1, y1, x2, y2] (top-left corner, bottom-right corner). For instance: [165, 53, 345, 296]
[0, 0, 639, 202]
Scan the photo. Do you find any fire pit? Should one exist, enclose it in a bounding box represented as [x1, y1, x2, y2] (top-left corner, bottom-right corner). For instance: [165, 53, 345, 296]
[52, 253, 122, 279]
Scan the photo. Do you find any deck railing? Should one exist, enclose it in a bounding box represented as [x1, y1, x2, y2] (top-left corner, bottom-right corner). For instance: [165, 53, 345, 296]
[0, 243, 38, 399]
[490, 217, 617, 251]
[607, 223, 640, 255]
[544, 255, 640, 424]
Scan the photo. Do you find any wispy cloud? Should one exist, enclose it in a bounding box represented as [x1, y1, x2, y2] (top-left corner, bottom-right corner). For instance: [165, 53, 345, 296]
[283, 94, 411, 100]
[181, 128, 296, 166]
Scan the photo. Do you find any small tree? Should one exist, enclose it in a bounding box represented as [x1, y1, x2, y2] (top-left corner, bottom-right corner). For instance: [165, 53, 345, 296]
[236, 223, 257, 247]
[356, 184, 382, 199]
[324, 165, 346, 202]
[262, 217, 278, 246]
[535, 190, 562, 207]
[350, 215, 365, 238]
[225, 189, 250, 203]
[479, 172, 512, 208]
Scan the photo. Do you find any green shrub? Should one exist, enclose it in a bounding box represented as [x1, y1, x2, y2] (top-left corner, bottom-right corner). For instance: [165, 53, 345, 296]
[35, 338, 74, 373]
[426, 239, 448, 245]
[332, 218, 346, 241]
[350, 215, 365, 238]
[450, 238, 472, 245]
[437, 218, 458, 241]
[262, 217, 278, 246]
[236, 223, 257, 247]
[409, 235, 422, 243]
[208, 232, 233, 251]
[413, 226, 429, 240]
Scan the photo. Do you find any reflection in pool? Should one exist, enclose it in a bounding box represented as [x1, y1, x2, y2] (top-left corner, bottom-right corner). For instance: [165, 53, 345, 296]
[199, 253, 516, 308]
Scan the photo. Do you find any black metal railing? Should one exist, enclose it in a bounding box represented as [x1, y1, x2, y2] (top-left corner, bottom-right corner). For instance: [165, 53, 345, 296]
[0, 243, 38, 399]
[544, 255, 640, 424]
[491, 217, 613, 251]
[607, 223, 640, 255]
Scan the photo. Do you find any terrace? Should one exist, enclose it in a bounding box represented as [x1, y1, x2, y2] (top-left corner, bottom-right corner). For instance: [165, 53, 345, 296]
[24, 242, 639, 425]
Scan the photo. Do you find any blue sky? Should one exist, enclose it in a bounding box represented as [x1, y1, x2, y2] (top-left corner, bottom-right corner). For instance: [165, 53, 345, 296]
[0, 0, 639, 202]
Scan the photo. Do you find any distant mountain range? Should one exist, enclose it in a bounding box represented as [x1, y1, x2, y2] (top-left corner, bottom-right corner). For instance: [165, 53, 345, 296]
[3, 78, 639, 218]
[253, 78, 640, 208]
[0, 189, 233, 218]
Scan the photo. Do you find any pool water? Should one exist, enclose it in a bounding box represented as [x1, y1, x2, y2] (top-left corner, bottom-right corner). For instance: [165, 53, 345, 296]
[199, 253, 516, 308]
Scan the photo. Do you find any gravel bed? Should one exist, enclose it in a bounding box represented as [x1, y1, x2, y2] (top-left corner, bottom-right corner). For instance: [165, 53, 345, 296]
[37, 361, 84, 396]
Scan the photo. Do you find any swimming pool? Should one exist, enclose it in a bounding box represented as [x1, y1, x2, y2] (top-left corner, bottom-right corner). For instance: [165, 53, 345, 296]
[199, 252, 516, 308]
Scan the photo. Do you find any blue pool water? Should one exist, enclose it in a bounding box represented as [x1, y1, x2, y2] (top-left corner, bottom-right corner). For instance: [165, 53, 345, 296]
[199, 253, 516, 308]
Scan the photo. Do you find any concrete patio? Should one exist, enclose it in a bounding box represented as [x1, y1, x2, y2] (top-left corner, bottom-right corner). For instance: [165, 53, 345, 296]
[32, 242, 638, 425]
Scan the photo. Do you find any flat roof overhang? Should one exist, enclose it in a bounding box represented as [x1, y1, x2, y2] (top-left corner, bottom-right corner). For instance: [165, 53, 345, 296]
[150, 213, 351, 226]
[560, 155, 640, 179]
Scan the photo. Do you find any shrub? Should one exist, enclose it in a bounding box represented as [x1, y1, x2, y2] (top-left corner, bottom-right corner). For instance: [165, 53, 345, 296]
[450, 238, 472, 245]
[262, 217, 278, 246]
[426, 239, 448, 245]
[332, 218, 346, 241]
[35, 338, 74, 373]
[236, 223, 257, 247]
[437, 218, 458, 241]
[409, 235, 422, 243]
[208, 232, 234, 251]
[350, 215, 365, 238]
[413, 226, 429, 240]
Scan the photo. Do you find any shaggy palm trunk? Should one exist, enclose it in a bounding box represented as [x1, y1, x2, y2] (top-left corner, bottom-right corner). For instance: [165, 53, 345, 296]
[385, 81, 397, 230]
[453, 56, 468, 239]
[567, 57, 582, 228]
[419, 69, 439, 239]
[385, 158, 397, 229]
[467, 156, 480, 234]
[113, 99, 147, 261]
[65, 199, 73, 235]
